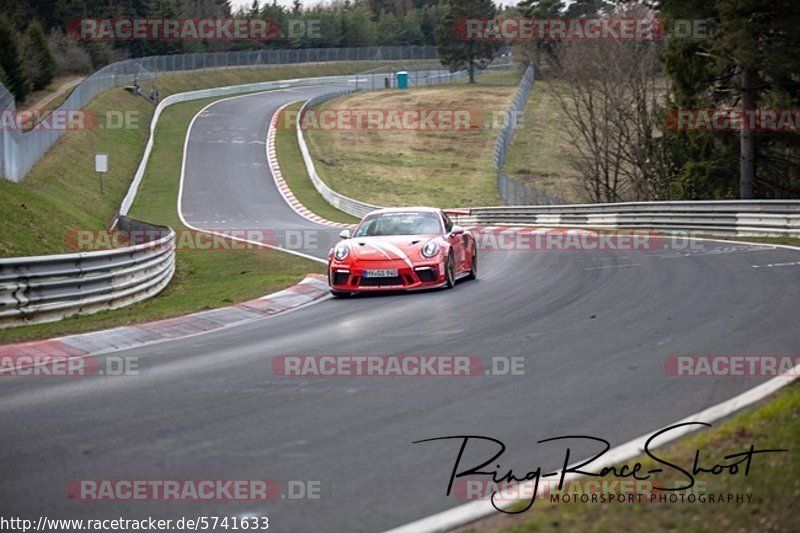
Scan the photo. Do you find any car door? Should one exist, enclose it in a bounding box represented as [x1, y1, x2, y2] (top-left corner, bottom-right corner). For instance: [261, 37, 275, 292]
[442, 212, 466, 273]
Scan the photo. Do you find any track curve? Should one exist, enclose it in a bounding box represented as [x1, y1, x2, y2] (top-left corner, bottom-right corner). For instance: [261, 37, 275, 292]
[1, 86, 799, 532]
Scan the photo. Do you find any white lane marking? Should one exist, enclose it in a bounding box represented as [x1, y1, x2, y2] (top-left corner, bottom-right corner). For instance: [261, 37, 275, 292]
[752, 261, 800, 269]
[265, 100, 350, 229]
[0, 278, 331, 374]
[387, 235, 800, 533]
[178, 94, 328, 264]
[385, 360, 800, 533]
[584, 263, 642, 271]
[168, 86, 800, 533]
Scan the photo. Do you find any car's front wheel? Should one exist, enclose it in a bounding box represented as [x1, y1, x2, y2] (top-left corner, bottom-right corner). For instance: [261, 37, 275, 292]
[444, 253, 456, 289]
[466, 245, 477, 280]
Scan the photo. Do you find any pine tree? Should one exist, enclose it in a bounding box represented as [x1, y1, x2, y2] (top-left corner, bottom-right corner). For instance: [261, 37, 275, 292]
[661, 0, 800, 198]
[435, 0, 500, 83]
[518, 0, 564, 69]
[0, 63, 9, 90]
[563, 0, 611, 18]
[26, 21, 56, 91]
[0, 15, 29, 101]
[343, 6, 377, 47]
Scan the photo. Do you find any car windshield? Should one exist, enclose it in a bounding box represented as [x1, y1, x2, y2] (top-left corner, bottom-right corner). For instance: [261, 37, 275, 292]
[354, 212, 441, 237]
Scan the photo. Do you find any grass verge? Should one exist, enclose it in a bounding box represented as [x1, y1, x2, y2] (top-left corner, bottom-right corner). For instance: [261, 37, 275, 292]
[303, 73, 520, 208]
[0, 94, 324, 345]
[503, 80, 583, 203]
[18, 75, 86, 114]
[0, 89, 153, 257]
[457, 381, 799, 532]
[273, 102, 359, 224]
[0, 94, 324, 344]
[0, 62, 407, 258]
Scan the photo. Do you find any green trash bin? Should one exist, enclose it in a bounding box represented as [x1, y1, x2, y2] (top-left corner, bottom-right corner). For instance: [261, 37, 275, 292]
[396, 71, 409, 89]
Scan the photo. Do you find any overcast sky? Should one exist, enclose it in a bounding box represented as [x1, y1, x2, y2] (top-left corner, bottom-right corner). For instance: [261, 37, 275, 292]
[228, 1, 517, 12]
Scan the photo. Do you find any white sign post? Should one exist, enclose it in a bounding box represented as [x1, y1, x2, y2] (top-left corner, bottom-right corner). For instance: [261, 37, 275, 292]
[95, 153, 108, 194]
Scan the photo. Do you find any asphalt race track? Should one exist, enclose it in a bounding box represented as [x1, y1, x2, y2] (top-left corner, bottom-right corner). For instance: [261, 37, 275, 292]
[2, 86, 799, 532]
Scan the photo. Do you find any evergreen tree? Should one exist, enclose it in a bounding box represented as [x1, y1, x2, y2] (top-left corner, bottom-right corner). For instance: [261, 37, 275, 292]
[342, 5, 377, 47]
[517, 0, 564, 69]
[564, 0, 611, 18]
[0, 63, 9, 90]
[660, 0, 800, 198]
[435, 0, 500, 83]
[0, 15, 29, 101]
[26, 21, 56, 91]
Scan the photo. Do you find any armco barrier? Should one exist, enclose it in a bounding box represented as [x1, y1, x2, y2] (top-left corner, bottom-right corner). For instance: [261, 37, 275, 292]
[292, 66, 509, 218]
[295, 91, 382, 219]
[448, 201, 800, 237]
[119, 74, 363, 215]
[0, 217, 175, 329]
[119, 67, 463, 216]
[0, 46, 441, 183]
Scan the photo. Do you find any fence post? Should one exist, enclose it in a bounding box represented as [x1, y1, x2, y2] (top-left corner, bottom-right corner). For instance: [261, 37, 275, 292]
[0, 46, 444, 183]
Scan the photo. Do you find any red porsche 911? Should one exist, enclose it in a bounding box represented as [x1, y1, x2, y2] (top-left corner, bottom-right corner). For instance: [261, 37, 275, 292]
[327, 207, 477, 296]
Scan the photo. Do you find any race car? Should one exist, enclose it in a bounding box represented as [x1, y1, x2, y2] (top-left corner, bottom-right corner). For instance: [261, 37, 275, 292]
[327, 207, 477, 296]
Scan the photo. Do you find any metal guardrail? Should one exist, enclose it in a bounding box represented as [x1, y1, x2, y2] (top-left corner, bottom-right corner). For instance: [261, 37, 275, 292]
[2, 67, 386, 330]
[293, 66, 511, 218]
[295, 90, 383, 219]
[295, 64, 565, 217]
[448, 201, 800, 237]
[0, 46, 440, 183]
[0, 217, 175, 329]
[122, 65, 478, 218]
[119, 74, 376, 215]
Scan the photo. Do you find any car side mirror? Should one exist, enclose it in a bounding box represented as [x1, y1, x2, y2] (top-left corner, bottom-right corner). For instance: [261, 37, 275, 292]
[339, 229, 351, 240]
[450, 225, 464, 235]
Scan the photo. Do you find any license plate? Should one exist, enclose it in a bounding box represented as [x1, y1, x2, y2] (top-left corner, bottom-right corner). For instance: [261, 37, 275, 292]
[363, 269, 398, 278]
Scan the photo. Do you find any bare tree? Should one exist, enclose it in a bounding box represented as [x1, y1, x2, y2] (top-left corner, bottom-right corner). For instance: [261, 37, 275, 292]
[546, 9, 672, 202]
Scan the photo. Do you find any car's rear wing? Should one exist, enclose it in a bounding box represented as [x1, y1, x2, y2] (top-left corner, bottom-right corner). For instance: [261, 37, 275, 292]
[443, 208, 471, 217]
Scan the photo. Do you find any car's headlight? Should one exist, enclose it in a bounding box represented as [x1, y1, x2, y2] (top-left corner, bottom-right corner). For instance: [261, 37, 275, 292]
[421, 240, 440, 258]
[333, 244, 350, 261]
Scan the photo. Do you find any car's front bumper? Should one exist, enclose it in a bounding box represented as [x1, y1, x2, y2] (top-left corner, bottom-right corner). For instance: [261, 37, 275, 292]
[329, 259, 445, 293]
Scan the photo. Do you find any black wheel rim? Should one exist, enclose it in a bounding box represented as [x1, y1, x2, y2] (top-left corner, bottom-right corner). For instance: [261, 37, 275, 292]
[448, 256, 455, 285]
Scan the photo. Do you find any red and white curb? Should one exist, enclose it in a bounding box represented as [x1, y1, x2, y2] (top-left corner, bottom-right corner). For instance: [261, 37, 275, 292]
[0, 274, 330, 372]
[266, 102, 350, 228]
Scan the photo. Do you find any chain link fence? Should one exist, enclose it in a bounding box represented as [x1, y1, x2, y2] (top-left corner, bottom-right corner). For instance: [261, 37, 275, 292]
[492, 65, 566, 206]
[354, 61, 510, 90]
[0, 45, 440, 183]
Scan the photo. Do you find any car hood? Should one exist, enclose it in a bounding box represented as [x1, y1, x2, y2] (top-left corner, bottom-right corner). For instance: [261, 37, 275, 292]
[348, 235, 439, 262]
